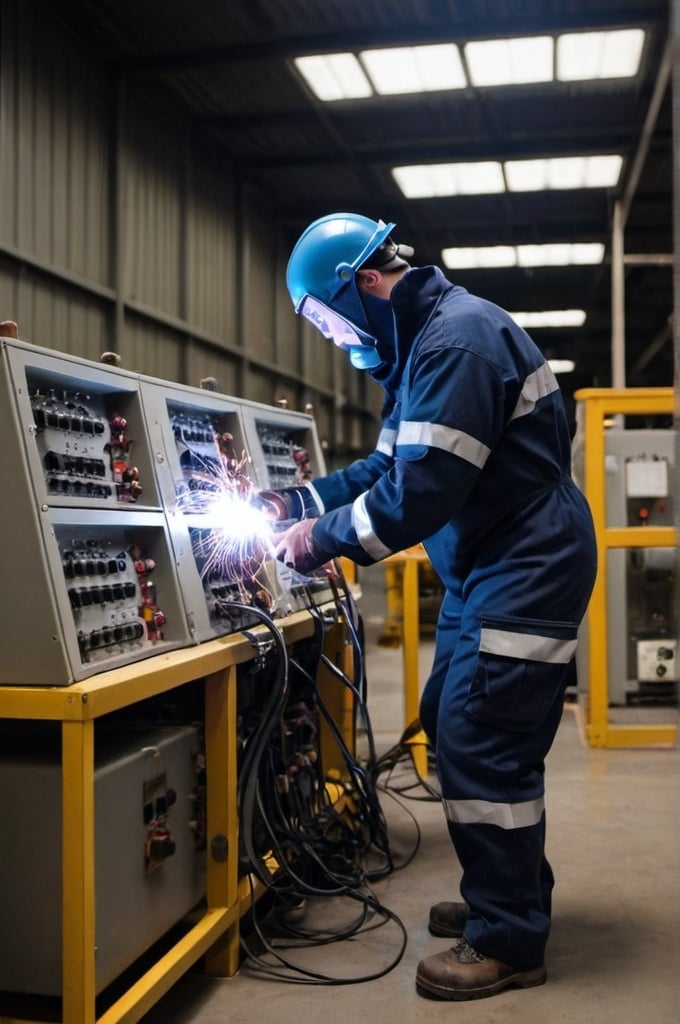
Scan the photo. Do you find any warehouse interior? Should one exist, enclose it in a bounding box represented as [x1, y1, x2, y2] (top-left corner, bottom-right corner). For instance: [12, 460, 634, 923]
[0, 0, 678, 1022]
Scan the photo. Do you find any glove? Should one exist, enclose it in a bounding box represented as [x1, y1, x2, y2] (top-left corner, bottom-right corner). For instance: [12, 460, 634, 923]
[254, 486, 321, 522]
[274, 519, 334, 575]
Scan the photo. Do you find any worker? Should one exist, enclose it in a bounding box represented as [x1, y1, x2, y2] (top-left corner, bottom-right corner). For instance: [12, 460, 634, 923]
[260, 213, 597, 1001]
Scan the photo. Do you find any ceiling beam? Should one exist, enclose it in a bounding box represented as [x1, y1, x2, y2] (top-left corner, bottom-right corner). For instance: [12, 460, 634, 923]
[114, 7, 665, 75]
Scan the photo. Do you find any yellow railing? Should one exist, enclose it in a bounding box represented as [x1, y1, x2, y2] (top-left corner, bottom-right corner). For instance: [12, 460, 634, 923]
[574, 387, 677, 748]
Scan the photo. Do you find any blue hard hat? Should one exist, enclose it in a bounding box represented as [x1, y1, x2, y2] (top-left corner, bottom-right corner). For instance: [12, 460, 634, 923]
[286, 214, 399, 370]
[286, 213, 395, 308]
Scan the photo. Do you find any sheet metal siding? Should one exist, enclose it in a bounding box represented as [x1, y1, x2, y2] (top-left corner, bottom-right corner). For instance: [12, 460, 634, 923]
[123, 91, 183, 318]
[0, 0, 378, 462]
[1, 1, 110, 285]
[245, 210, 276, 365]
[186, 159, 238, 341]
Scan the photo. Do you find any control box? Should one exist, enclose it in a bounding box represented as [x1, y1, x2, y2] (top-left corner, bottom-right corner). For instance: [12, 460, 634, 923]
[0, 337, 336, 683]
[239, 399, 325, 490]
[139, 379, 283, 641]
[576, 427, 677, 705]
[0, 339, 192, 685]
[0, 723, 204, 996]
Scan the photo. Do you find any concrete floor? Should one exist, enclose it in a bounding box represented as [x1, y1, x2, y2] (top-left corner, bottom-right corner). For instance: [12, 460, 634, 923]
[140, 566, 680, 1024]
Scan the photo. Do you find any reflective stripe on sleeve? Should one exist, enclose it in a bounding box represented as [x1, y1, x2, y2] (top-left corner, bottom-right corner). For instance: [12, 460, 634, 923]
[304, 481, 325, 515]
[396, 420, 490, 468]
[444, 796, 545, 830]
[376, 427, 397, 456]
[509, 362, 560, 422]
[352, 492, 393, 561]
[480, 627, 577, 664]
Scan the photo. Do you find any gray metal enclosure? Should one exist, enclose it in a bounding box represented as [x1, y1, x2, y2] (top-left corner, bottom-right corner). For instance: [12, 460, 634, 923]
[0, 0, 381, 471]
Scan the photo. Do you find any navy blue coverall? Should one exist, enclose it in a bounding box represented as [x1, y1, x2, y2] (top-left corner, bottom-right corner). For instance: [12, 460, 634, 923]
[307, 265, 597, 969]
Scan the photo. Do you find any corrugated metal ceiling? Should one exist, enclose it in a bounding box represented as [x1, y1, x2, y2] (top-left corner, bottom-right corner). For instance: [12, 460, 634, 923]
[50, 0, 673, 388]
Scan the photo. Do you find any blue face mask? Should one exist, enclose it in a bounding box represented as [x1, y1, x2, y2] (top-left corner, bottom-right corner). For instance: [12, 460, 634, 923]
[359, 290, 397, 360]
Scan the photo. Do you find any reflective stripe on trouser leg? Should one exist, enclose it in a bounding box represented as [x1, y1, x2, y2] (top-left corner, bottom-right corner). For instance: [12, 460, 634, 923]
[435, 649, 571, 969]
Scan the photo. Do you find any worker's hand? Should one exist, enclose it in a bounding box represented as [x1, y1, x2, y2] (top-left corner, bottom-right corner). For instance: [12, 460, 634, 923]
[0, 321, 19, 339]
[254, 489, 290, 521]
[274, 520, 333, 575]
[253, 486, 321, 523]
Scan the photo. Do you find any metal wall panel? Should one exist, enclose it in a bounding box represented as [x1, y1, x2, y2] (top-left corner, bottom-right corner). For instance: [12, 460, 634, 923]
[186, 159, 238, 341]
[123, 88, 183, 317]
[0, 0, 379, 468]
[121, 316, 186, 383]
[0, 0, 110, 285]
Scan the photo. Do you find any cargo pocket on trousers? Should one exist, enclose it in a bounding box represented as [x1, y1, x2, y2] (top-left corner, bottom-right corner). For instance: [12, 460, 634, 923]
[464, 615, 579, 733]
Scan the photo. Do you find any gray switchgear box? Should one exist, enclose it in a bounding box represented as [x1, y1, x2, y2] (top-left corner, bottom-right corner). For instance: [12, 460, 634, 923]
[0, 339, 193, 685]
[0, 724, 205, 997]
[0, 335, 337, 683]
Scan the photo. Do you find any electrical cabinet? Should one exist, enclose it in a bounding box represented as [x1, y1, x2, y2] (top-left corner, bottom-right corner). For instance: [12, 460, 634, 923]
[0, 340, 192, 685]
[603, 428, 676, 704]
[0, 723, 204, 997]
[0, 338, 335, 684]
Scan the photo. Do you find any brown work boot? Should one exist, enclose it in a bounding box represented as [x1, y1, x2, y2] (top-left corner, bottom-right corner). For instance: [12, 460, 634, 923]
[428, 901, 469, 937]
[416, 937, 547, 1001]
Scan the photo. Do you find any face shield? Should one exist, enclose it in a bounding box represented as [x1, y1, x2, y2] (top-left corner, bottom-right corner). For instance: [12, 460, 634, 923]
[296, 291, 382, 369]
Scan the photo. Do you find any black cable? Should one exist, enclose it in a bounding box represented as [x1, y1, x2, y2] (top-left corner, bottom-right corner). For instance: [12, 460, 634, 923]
[223, 579, 415, 985]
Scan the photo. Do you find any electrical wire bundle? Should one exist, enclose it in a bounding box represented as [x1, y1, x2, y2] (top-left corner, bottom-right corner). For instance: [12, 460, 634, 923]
[216, 574, 425, 985]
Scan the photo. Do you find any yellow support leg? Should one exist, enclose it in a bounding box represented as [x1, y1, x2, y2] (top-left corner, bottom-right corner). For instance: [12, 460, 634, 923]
[203, 665, 240, 978]
[401, 555, 429, 779]
[61, 718, 96, 1024]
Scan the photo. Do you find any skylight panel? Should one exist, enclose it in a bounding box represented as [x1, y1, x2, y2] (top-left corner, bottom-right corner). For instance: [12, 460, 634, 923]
[294, 53, 372, 100]
[442, 246, 517, 269]
[511, 310, 587, 328]
[505, 155, 622, 191]
[360, 44, 465, 95]
[394, 155, 622, 198]
[442, 244, 604, 269]
[465, 35, 553, 86]
[392, 161, 504, 198]
[557, 28, 645, 80]
[517, 243, 605, 266]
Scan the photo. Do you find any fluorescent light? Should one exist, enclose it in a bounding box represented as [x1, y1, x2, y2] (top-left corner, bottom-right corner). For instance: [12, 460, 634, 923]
[557, 29, 645, 81]
[360, 44, 465, 94]
[294, 54, 372, 100]
[442, 246, 517, 269]
[294, 28, 646, 103]
[548, 359, 576, 374]
[511, 310, 587, 328]
[442, 243, 604, 269]
[465, 35, 553, 86]
[506, 155, 622, 191]
[392, 161, 504, 198]
[517, 243, 604, 266]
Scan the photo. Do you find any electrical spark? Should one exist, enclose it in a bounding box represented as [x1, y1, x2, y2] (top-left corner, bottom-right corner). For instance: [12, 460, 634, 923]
[174, 438, 278, 600]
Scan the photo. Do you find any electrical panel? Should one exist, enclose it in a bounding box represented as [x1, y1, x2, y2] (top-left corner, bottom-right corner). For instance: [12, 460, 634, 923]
[239, 399, 325, 490]
[239, 399, 336, 611]
[0, 337, 335, 684]
[0, 723, 204, 996]
[577, 427, 677, 705]
[609, 430, 677, 703]
[139, 379, 284, 642]
[0, 340, 192, 685]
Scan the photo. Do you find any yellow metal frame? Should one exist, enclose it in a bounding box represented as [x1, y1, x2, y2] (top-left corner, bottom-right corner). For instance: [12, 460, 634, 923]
[384, 547, 430, 778]
[574, 387, 677, 748]
[0, 612, 315, 1024]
